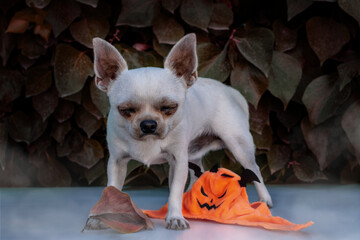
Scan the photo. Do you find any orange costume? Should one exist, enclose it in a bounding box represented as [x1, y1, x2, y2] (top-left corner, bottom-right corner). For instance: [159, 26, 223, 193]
[144, 167, 313, 231]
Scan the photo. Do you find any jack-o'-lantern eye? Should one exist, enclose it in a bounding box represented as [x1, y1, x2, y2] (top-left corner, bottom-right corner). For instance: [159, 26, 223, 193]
[201, 186, 208, 197]
[218, 189, 227, 199]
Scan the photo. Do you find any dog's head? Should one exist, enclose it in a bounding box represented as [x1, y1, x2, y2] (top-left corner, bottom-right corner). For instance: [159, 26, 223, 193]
[93, 34, 198, 140]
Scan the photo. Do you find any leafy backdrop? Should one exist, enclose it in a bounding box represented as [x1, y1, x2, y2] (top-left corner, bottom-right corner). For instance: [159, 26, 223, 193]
[1, 0, 360, 187]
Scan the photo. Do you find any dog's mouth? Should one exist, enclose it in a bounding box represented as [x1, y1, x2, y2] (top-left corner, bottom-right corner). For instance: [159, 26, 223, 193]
[136, 132, 166, 141]
[140, 132, 160, 138]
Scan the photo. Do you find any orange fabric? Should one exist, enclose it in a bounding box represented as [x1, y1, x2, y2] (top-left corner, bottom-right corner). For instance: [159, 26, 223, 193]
[143, 168, 313, 231]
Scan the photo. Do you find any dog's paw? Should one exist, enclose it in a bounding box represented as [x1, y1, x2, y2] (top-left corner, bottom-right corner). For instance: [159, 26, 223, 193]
[82, 218, 109, 231]
[165, 217, 190, 230]
[259, 196, 273, 208]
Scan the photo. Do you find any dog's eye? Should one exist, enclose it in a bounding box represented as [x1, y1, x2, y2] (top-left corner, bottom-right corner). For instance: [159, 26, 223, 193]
[118, 107, 137, 118]
[160, 104, 178, 116]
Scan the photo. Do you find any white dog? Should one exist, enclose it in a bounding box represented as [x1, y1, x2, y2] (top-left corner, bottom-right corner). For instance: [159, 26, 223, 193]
[92, 33, 272, 230]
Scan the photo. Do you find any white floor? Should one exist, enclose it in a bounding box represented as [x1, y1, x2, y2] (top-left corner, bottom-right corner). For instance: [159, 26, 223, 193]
[1, 185, 360, 240]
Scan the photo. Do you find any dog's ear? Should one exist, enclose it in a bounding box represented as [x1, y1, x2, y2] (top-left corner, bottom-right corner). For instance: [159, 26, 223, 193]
[92, 38, 128, 92]
[164, 33, 198, 88]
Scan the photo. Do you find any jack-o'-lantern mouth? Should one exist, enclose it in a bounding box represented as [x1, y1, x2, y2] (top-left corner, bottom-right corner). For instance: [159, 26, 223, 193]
[196, 199, 224, 210]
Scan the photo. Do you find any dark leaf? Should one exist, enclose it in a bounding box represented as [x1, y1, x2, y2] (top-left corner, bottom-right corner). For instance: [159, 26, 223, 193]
[338, 0, 360, 26]
[341, 100, 360, 158]
[54, 44, 94, 97]
[252, 125, 272, 151]
[0, 70, 25, 106]
[51, 120, 71, 143]
[197, 41, 221, 64]
[9, 8, 46, 25]
[306, 17, 350, 65]
[234, 28, 274, 77]
[198, 42, 231, 82]
[348, 145, 360, 166]
[0, 141, 31, 187]
[26, 0, 51, 8]
[115, 44, 162, 69]
[126, 160, 143, 177]
[267, 144, 291, 174]
[301, 117, 348, 171]
[269, 51, 302, 109]
[75, 107, 102, 138]
[340, 162, 360, 184]
[153, 37, 171, 58]
[90, 80, 110, 118]
[288, 34, 322, 103]
[337, 60, 360, 91]
[32, 87, 59, 121]
[5, 8, 39, 34]
[27, 134, 52, 155]
[203, 150, 226, 171]
[35, 149, 72, 187]
[82, 81, 103, 120]
[272, 19, 297, 52]
[153, 9, 184, 45]
[6, 18, 28, 34]
[230, 60, 268, 108]
[161, 0, 181, 14]
[64, 91, 82, 104]
[275, 101, 307, 129]
[0, 30, 16, 66]
[220, 150, 243, 174]
[286, 0, 312, 21]
[53, 99, 75, 123]
[83, 186, 154, 233]
[126, 170, 165, 187]
[150, 164, 168, 184]
[83, 161, 106, 185]
[33, 21, 52, 41]
[70, 13, 110, 48]
[46, 0, 81, 37]
[208, 3, 233, 30]
[56, 129, 84, 157]
[76, 0, 99, 8]
[180, 0, 214, 31]
[293, 151, 327, 182]
[18, 33, 47, 59]
[302, 73, 351, 125]
[68, 138, 104, 169]
[17, 55, 37, 70]
[249, 97, 270, 134]
[0, 121, 7, 170]
[8, 111, 48, 144]
[116, 0, 157, 27]
[25, 66, 52, 97]
[56, 137, 71, 157]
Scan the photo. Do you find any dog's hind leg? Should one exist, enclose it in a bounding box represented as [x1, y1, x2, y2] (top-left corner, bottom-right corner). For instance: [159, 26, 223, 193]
[221, 135, 273, 207]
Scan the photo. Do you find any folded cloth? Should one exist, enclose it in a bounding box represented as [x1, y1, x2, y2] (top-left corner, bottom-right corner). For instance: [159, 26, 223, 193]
[144, 168, 313, 231]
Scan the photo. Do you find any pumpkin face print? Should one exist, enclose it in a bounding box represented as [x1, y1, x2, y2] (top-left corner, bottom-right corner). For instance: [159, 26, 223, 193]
[196, 184, 227, 210]
[186, 167, 256, 217]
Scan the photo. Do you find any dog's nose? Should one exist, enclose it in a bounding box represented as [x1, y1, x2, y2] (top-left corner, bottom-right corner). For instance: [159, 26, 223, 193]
[140, 120, 157, 134]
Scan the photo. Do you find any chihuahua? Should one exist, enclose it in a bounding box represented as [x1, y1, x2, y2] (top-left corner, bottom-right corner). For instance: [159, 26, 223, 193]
[91, 33, 272, 230]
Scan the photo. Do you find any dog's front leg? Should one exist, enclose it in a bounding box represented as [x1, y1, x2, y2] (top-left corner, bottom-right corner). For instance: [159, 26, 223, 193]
[166, 151, 189, 230]
[107, 156, 129, 190]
